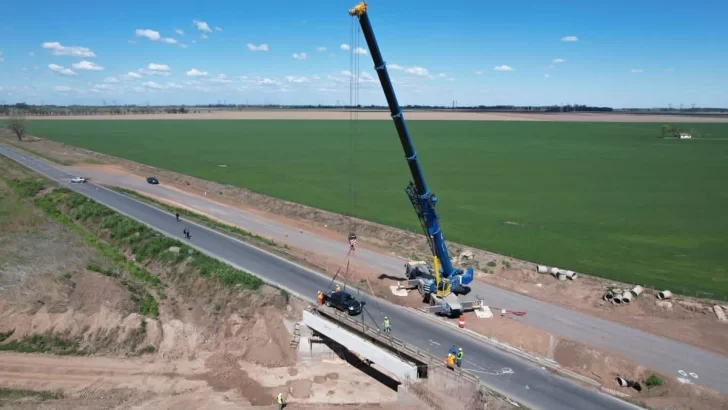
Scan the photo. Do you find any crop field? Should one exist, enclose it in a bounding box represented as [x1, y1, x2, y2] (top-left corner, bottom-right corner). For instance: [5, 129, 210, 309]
[13, 119, 728, 298]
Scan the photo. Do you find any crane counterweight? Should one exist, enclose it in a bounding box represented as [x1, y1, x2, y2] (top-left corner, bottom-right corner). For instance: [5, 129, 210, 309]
[349, 2, 475, 316]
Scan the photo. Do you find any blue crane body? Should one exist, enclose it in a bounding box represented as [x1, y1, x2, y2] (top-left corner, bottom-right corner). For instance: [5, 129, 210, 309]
[348, 3, 474, 305]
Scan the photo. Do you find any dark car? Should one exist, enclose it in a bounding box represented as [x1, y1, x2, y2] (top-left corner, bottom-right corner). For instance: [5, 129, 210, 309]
[325, 291, 363, 315]
[146, 177, 159, 185]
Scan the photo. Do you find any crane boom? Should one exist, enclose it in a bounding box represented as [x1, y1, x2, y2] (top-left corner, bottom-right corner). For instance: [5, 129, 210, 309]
[349, 2, 472, 289]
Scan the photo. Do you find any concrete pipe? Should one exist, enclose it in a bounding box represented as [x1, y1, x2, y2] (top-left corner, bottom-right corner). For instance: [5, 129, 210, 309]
[631, 285, 644, 296]
[564, 270, 577, 280]
[616, 377, 628, 387]
[658, 290, 673, 300]
[550, 267, 560, 276]
[604, 291, 614, 301]
[621, 292, 633, 304]
[557, 272, 567, 281]
[612, 294, 623, 305]
[537, 265, 549, 273]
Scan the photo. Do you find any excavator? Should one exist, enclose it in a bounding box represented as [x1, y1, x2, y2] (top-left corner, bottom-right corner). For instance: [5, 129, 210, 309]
[348, 3, 482, 318]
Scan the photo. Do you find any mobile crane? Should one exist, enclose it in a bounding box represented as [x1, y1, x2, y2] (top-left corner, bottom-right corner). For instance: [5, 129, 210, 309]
[348, 2, 481, 317]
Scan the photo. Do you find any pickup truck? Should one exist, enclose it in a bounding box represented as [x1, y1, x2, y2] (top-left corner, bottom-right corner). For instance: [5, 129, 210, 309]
[324, 290, 363, 316]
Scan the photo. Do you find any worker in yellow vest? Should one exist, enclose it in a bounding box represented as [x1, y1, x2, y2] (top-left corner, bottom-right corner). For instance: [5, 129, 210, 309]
[317, 291, 324, 306]
[445, 353, 455, 369]
[382, 316, 391, 334]
[277, 392, 284, 410]
[456, 347, 464, 368]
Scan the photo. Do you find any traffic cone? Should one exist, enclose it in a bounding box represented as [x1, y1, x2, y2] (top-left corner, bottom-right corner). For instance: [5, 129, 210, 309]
[458, 314, 465, 328]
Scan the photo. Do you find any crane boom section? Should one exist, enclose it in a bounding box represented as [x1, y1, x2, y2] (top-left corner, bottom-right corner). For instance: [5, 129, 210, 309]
[349, 2, 459, 279]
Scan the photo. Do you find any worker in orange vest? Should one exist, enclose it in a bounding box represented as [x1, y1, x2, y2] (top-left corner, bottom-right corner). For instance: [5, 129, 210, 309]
[317, 291, 324, 306]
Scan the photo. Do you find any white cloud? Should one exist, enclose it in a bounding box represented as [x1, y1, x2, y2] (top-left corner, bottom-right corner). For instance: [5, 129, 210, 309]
[285, 76, 310, 84]
[136, 29, 161, 41]
[148, 63, 171, 72]
[340, 44, 351, 51]
[258, 78, 281, 86]
[49, 63, 77, 76]
[631, 68, 644, 73]
[316, 46, 327, 52]
[138, 63, 171, 76]
[561, 36, 578, 42]
[166, 82, 183, 89]
[201, 34, 208, 40]
[353, 47, 368, 55]
[175, 29, 184, 36]
[143, 81, 164, 89]
[72, 60, 104, 71]
[104, 76, 120, 83]
[180, 44, 188, 48]
[136, 29, 178, 44]
[214, 26, 223, 32]
[186, 68, 208, 77]
[475, 70, 484, 75]
[209, 74, 232, 84]
[405, 66, 429, 77]
[42, 42, 96, 58]
[123, 71, 142, 79]
[292, 52, 307, 60]
[28, 52, 35, 57]
[494, 65, 514, 72]
[191, 40, 197, 44]
[312, 75, 321, 80]
[553, 58, 565, 64]
[193, 20, 212, 32]
[93, 83, 115, 90]
[247, 43, 269, 51]
[53, 85, 74, 92]
[545, 73, 551, 78]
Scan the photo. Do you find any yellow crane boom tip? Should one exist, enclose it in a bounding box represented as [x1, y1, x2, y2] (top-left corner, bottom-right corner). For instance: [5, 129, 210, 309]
[348, 2, 367, 16]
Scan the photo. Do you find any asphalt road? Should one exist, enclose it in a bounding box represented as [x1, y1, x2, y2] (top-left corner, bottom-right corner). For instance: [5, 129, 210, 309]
[66, 161, 728, 396]
[1, 144, 646, 409]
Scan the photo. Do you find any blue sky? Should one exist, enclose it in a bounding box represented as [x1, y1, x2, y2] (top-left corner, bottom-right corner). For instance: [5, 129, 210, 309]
[1, 0, 726, 108]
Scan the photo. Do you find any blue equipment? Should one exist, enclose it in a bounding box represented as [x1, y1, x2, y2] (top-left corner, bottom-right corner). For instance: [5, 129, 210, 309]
[349, 3, 474, 313]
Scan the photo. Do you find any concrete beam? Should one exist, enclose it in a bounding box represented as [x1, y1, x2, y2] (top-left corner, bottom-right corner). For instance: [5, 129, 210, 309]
[302, 310, 418, 382]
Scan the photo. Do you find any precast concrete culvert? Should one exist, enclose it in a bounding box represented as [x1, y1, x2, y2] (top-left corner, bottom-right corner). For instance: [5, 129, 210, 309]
[657, 290, 673, 300]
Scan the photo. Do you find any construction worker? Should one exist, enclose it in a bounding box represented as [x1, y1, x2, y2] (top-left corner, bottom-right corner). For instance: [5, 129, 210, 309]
[317, 291, 324, 306]
[335, 284, 341, 292]
[277, 392, 284, 410]
[456, 347, 464, 368]
[175, 212, 180, 222]
[445, 353, 455, 369]
[382, 316, 391, 334]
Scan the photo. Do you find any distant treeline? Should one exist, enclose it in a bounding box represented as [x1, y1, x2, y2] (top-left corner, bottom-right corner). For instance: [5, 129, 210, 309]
[2, 102, 727, 116]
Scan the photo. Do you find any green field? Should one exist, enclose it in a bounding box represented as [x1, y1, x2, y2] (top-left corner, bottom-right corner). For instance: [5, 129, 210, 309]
[12, 119, 728, 298]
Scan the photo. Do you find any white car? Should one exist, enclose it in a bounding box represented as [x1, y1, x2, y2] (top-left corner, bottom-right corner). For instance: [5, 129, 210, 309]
[70, 176, 87, 183]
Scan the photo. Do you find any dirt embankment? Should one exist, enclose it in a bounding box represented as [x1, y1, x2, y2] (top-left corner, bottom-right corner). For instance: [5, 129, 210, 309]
[0, 159, 397, 409]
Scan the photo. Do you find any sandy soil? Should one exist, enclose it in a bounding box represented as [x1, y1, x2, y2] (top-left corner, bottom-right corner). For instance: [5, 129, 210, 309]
[6, 109, 728, 122]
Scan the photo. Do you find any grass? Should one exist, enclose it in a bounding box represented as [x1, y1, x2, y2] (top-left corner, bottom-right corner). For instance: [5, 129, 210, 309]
[0, 387, 62, 403]
[645, 374, 664, 388]
[12, 119, 728, 298]
[11, 179, 263, 295]
[0, 332, 86, 355]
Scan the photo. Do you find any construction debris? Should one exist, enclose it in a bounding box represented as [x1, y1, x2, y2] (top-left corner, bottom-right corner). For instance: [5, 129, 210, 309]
[714, 305, 727, 322]
[616, 377, 643, 392]
[657, 290, 673, 300]
[474, 305, 493, 319]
